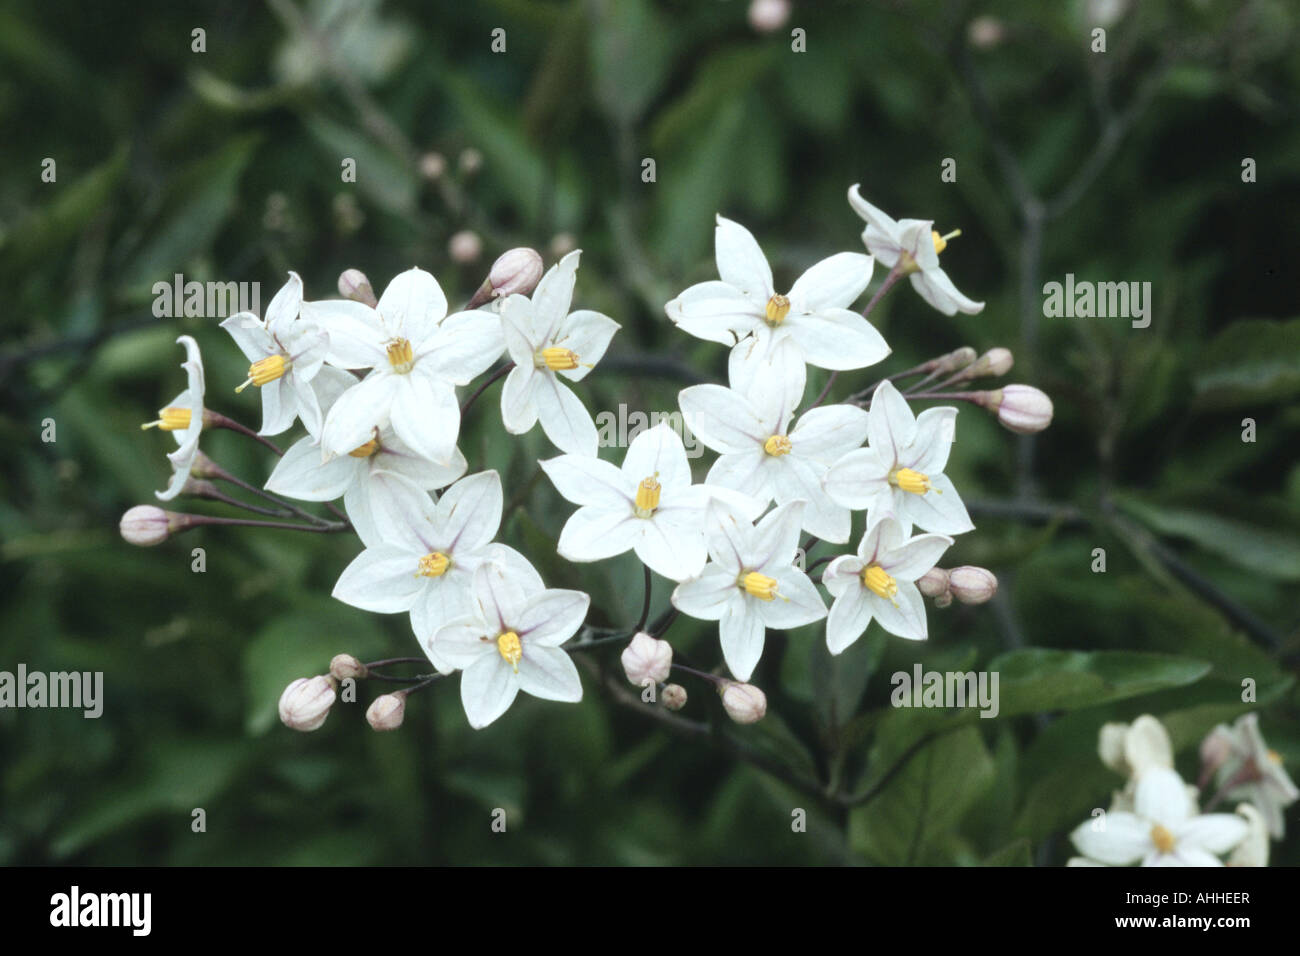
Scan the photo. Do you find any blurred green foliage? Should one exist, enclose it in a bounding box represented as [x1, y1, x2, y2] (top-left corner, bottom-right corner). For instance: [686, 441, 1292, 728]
[1, 0, 1298, 865]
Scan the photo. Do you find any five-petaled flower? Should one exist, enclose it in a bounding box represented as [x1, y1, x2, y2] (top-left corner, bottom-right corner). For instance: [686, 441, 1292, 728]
[143, 335, 206, 501]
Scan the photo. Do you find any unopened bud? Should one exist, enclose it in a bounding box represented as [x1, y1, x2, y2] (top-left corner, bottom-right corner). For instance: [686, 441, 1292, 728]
[620, 632, 673, 687]
[467, 247, 545, 308]
[720, 681, 767, 724]
[933, 591, 953, 608]
[1099, 722, 1130, 774]
[458, 148, 483, 175]
[984, 385, 1054, 434]
[962, 347, 1013, 380]
[747, 0, 790, 33]
[330, 654, 368, 681]
[931, 346, 977, 375]
[419, 151, 447, 180]
[916, 567, 950, 598]
[662, 684, 688, 710]
[449, 230, 483, 264]
[119, 505, 181, 546]
[278, 676, 337, 732]
[947, 566, 998, 604]
[338, 268, 377, 307]
[366, 692, 406, 731]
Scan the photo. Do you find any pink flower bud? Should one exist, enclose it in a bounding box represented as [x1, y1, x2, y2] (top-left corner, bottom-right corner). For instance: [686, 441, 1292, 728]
[119, 505, 178, 546]
[338, 268, 377, 307]
[278, 676, 337, 732]
[449, 230, 483, 264]
[721, 682, 767, 724]
[971, 347, 1013, 378]
[916, 567, 950, 598]
[366, 692, 406, 731]
[620, 632, 673, 686]
[747, 0, 790, 33]
[489, 247, 544, 298]
[990, 385, 1053, 434]
[330, 654, 368, 681]
[662, 684, 688, 711]
[948, 566, 998, 604]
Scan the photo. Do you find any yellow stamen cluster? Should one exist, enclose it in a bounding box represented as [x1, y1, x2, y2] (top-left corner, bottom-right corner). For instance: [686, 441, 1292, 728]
[497, 630, 522, 671]
[416, 551, 450, 578]
[537, 346, 580, 371]
[634, 475, 661, 518]
[892, 467, 931, 495]
[764, 434, 792, 456]
[764, 294, 791, 326]
[349, 438, 380, 458]
[862, 565, 898, 605]
[386, 339, 415, 373]
[141, 406, 192, 431]
[236, 354, 290, 392]
[740, 571, 779, 601]
[1150, 824, 1176, 854]
[931, 228, 961, 256]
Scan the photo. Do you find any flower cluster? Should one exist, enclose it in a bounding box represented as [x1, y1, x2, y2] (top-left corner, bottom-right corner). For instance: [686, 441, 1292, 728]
[127, 188, 1056, 735]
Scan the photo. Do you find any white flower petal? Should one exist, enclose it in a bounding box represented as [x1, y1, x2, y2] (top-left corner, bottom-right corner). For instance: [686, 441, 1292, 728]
[621, 421, 692, 490]
[1070, 812, 1153, 866]
[389, 371, 459, 465]
[758, 568, 827, 629]
[377, 267, 447, 342]
[321, 372, 396, 458]
[419, 311, 504, 383]
[301, 299, 386, 369]
[533, 373, 597, 456]
[826, 584, 874, 654]
[517, 645, 583, 702]
[679, 384, 768, 455]
[671, 566, 741, 621]
[437, 470, 502, 555]
[788, 252, 874, 312]
[822, 446, 891, 510]
[719, 604, 766, 681]
[790, 404, 871, 463]
[635, 514, 708, 581]
[266, 437, 357, 501]
[500, 363, 539, 434]
[665, 280, 761, 345]
[714, 215, 773, 301]
[541, 454, 632, 509]
[532, 249, 581, 343]
[460, 655, 519, 728]
[557, 507, 642, 563]
[1136, 767, 1195, 828]
[869, 581, 928, 641]
[900, 473, 974, 536]
[878, 532, 953, 582]
[332, 546, 425, 612]
[553, 309, 619, 382]
[515, 589, 590, 647]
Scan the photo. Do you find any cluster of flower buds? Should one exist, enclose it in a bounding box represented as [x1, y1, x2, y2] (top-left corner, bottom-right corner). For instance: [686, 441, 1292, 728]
[916, 566, 998, 608]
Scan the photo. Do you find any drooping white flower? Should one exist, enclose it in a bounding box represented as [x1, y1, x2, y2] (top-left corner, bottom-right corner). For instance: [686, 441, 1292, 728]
[312, 267, 504, 464]
[431, 561, 589, 729]
[664, 215, 888, 392]
[1070, 767, 1248, 867]
[541, 422, 763, 582]
[330, 471, 538, 672]
[847, 185, 985, 316]
[679, 339, 868, 543]
[143, 335, 205, 501]
[1227, 803, 1270, 867]
[822, 380, 973, 536]
[499, 250, 620, 456]
[671, 500, 827, 681]
[221, 272, 330, 437]
[821, 516, 952, 651]
[1205, 713, 1298, 839]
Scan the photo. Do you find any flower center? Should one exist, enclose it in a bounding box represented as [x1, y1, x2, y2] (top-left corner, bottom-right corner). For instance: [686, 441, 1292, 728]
[633, 474, 661, 518]
[739, 571, 779, 601]
[236, 354, 290, 392]
[497, 630, 522, 671]
[764, 434, 792, 456]
[764, 294, 791, 326]
[386, 339, 415, 374]
[862, 565, 899, 604]
[1150, 824, 1176, 854]
[416, 551, 450, 578]
[890, 467, 931, 495]
[142, 406, 192, 431]
[349, 438, 380, 458]
[536, 346, 580, 371]
[931, 228, 961, 255]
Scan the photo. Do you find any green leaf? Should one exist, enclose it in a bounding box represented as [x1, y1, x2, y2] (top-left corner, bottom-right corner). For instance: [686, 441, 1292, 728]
[988, 649, 1212, 716]
[588, 0, 673, 121]
[302, 115, 416, 218]
[983, 838, 1033, 866]
[1118, 496, 1300, 581]
[1193, 317, 1300, 408]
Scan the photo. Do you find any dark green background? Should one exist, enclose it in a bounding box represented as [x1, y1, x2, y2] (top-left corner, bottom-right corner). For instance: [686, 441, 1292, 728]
[2, 0, 1298, 865]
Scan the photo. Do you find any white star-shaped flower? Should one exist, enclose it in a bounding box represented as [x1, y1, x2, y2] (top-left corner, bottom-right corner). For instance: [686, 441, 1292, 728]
[822, 380, 973, 536]
[330, 470, 537, 672]
[679, 339, 868, 543]
[1070, 767, 1248, 867]
[220, 272, 330, 437]
[821, 516, 952, 651]
[1205, 713, 1298, 839]
[143, 335, 206, 501]
[499, 250, 620, 456]
[671, 500, 827, 681]
[541, 421, 763, 582]
[847, 185, 984, 316]
[312, 267, 504, 465]
[431, 561, 589, 729]
[665, 214, 888, 393]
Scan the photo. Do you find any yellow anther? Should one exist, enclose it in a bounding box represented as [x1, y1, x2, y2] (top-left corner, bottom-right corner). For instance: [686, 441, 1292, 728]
[892, 467, 931, 495]
[764, 434, 792, 456]
[349, 438, 380, 458]
[764, 294, 791, 325]
[236, 354, 290, 392]
[142, 406, 192, 431]
[1150, 824, 1176, 854]
[497, 630, 522, 671]
[634, 474, 661, 518]
[1268, 749, 1283, 765]
[537, 346, 580, 371]
[415, 551, 450, 578]
[740, 571, 779, 601]
[932, 228, 961, 255]
[862, 565, 899, 605]
[386, 338, 415, 373]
